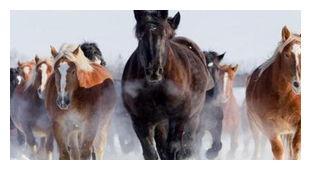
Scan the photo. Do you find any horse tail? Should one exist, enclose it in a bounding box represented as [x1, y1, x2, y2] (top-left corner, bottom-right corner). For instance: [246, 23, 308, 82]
[80, 42, 106, 66]
[281, 133, 294, 159]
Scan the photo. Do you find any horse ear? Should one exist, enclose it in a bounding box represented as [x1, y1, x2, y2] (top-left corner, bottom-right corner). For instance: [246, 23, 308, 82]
[158, 10, 168, 19]
[282, 26, 291, 41]
[72, 45, 80, 56]
[232, 64, 239, 72]
[218, 52, 225, 62]
[77, 63, 112, 88]
[134, 10, 144, 22]
[17, 60, 22, 67]
[50, 46, 58, 58]
[35, 55, 40, 64]
[169, 12, 180, 30]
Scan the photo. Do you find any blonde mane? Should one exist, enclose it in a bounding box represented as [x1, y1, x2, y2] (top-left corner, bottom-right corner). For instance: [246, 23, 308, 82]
[257, 34, 301, 78]
[54, 44, 93, 72]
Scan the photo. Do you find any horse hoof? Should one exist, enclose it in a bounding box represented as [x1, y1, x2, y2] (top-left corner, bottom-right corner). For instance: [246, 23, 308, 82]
[205, 149, 219, 160]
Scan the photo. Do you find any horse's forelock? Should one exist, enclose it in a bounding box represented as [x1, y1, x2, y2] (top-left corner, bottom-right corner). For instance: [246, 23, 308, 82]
[54, 44, 93, 72]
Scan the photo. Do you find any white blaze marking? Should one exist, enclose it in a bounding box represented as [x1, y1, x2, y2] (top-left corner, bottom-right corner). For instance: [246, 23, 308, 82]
[39, 64, 48, 91]
[292, 44, 301, 69]
[59, 62, 69, 97]
[17, 75, 22, 85]
[208, 62, 214, 67]
[23, 66, 30, 75]
[223, 72, 228, 96]
[292, 44, 301, 57]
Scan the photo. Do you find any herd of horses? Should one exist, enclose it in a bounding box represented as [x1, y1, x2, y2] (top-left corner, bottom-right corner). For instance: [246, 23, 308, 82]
[10, 10, 301, 160]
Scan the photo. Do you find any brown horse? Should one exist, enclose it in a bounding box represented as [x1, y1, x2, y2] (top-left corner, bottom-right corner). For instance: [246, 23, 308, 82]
[11, 57, 54, 159]
[122, 10, 214, 160]
[45, 44, 116, 160]
[246, 26, 301, 160]
[218, 64, 240, 159]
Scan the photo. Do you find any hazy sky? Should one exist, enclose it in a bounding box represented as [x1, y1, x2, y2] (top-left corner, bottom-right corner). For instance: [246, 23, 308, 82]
[10, 10, 300, 72]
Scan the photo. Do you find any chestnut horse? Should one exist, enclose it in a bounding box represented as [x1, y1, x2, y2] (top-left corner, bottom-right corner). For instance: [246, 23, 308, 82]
[122, 10, 214, 160]
[218, 64, 240, 159]
[11, 57, 54, 159]
[246, 26, 301, 160]
[45, 44, 116, 160]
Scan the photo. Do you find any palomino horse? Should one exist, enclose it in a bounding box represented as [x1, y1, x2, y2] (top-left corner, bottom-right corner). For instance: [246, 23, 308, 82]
[122, 10, 214, 160]
[45, 44, 116, 159]
[218, 64, 240, 159]
[246, 26, 301, 160]
[11, 57, 54, 159]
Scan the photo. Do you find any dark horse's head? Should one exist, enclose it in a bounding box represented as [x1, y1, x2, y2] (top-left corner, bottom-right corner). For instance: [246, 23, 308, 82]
[203, 51, 225, 81]
[134, 10, 180, 84]
[203, 51, 225, 98]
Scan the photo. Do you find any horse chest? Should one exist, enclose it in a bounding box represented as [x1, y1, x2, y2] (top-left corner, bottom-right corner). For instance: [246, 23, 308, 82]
[58, 110, 87, 132]
[130, 85, 188, 120]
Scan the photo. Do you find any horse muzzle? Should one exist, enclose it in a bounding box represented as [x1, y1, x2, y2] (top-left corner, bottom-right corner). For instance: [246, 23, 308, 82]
[37, 88, 44, 99]
[145, 67, 164, 84]
[292, 80, 301, 95]
[56, 96, 70, 110]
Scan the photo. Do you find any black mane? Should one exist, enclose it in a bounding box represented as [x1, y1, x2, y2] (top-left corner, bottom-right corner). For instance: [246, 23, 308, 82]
[80, 42, 106, 66]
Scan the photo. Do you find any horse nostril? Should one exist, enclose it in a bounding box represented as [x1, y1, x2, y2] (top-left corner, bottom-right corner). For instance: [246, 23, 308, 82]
[158, 67, 164, 74]
[37, 89, 41, 94]
[293, 81, 300, 88]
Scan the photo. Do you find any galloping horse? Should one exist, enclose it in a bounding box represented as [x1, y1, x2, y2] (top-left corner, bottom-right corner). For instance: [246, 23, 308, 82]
[11, 57, 54, 159]
[122, 10, 214, 160]
[218, 64, 240, 159]
[246, 26, 301, 160]
[197, 51, 225, 159]
[45, 44, 116, 159]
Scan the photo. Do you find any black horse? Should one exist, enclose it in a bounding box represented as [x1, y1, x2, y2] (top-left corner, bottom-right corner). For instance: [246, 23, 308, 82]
[80, 42, 106, 66]
[195, 51, 225, 159]
[122, 10, 214, 160]
[10, 67, 25, 145]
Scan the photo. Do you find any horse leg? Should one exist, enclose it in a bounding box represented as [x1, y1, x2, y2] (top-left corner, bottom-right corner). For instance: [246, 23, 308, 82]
[80, 123, 98, 160]
[154, 121, 168, 160]
[17, 129, 25, 146]
[206, 107, 223, 159]
[94, 122, 110, 160]
[270, 135, 285, 160]
[227, 128, 239, 159]
[132, 118, 158, 160]
[45, 132, 54, 160]
[167, 115, 199, 160]
[292, 124, 301, 160]
[53, 121, 70, 160]
[22, 124, 38, 159]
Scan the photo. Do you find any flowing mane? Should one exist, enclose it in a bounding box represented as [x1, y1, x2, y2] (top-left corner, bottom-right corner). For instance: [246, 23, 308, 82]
[54, 43, 93, 72]
[257, 34, 301, 78]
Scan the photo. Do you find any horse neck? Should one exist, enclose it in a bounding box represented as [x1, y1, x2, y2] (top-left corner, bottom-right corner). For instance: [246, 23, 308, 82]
[269, 55, 292, 93]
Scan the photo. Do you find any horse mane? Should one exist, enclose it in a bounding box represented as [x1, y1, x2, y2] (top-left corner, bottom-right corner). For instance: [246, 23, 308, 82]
[54, 43, 93, 72]
[54, 43, 112, 88]
[257, 34, 301, 78]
